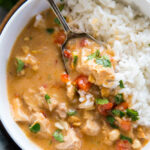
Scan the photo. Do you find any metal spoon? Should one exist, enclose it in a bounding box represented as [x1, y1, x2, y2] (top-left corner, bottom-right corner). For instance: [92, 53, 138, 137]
[47, 0, 103, 72]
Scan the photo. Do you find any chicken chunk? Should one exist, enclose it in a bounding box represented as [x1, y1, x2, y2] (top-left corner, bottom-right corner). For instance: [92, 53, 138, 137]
[82, 119, 100, 136]
[56, 128, 81, 150]
[48, 98, 58, 112]
[66, 81, 76, 100]
[34, 14, 46, 29]
[76, 48, 115, 88]
[11, 98, 29, 122]
[30, 112, 51, 138]
[56, 103, 67, 119]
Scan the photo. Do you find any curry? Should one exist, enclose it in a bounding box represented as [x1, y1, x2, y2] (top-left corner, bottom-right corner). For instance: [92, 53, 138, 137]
[7, 9, 150, 150]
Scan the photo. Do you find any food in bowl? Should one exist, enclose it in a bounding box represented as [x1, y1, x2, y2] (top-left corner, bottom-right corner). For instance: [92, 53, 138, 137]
[6, 0, 150, 150]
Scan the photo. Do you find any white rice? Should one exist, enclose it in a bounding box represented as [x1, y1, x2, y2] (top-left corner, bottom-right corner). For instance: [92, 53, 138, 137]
[62, 0, 150, 126]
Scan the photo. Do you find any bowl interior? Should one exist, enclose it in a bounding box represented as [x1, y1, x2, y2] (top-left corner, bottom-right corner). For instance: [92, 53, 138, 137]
[0, 0, 150, 150]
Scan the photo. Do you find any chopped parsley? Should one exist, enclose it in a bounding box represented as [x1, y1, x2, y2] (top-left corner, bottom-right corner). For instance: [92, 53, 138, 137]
[54, 18, 61, 26]
[59, 4, 64, 11]
[119, 80, 125, 88]
[115, 93, 124, 105]
[46, 28, 54, 34]
[95, 98, 109, 105]
[106, 115, 118, 128]
[45, 94, 51, 103]
[73, 56, 78, 66]
[112, 109, 125, 118]
[53, 130, 64, 142]
[16, 58, 24, 73]
[126, 109, 139, 121]
[29, 123, 40, 133]
[120, 135, 132, 143]
[87, 50, 100, 60]
[96, 56, 111, 68]
[148, 44, 150, 47]
[67, 109, 77, 116]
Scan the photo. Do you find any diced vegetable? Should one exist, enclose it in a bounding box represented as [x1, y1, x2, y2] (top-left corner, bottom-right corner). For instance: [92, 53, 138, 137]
[59, 4, 64, 11]
[115, 102, 128, 111]
[96, 56, 112, 68]
[119, 80, 125, 88]
[80, 38, 88, 47]
[116, 139, 131, 150]
[29, 123, 40, 133]
[53, 130, 64, 142]
[75, 75, 91, 91]
[67, 109, 77, 116]
[73, 56, 78, 67]
[16, 58, 24, 73]
[120, 120, 131, 131]
[95, 98, 109, 105]
[63, 50, 71, 58]
[46, 28, 54, 34]
[112, 109, 125, 118]
[97, 103, 113, 116]
[61, 73, 69, 83]
[54, 18, 61, 25]
[45, 94, 51, 103]
[54, 30, 66, 45]
[126, 109, 139, 121]
[120, 135, 132, 143]
[115, 94, 124, 105]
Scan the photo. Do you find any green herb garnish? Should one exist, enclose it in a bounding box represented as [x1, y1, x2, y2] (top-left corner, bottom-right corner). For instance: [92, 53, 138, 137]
[115, 93, 124, 105]
[112, 109, 125, 118]
[67, 109, 77, 116]
[45, 94, 51, 103]
[126, 109, 139, 121]
[119, 80, 125, 88]
[16, 58, 24, 73]
[96, 56, 111, 67]
[120, 135, 132, 143]
[53, 130, 64, 142]
[73, 56, 78, 66]
[95, 98, 109, 105]
[54, 18, 61, 26]
[106, 115, 118, 128]
[46, 28, 54, 34]
[59, 4, 64, 11]
[87, 50, 100, 60]
[29, 123, 40, 133]
[148, 44, 150, 47]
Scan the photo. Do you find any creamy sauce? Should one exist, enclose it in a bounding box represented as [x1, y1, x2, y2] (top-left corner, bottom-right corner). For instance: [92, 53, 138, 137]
[7, 10, 149, 150]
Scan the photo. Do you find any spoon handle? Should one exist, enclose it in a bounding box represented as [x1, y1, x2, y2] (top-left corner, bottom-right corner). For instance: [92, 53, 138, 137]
[47, 0, 71, 33]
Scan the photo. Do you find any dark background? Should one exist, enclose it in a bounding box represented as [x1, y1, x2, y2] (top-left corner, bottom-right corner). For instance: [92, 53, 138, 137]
[0, 0, 21, 149]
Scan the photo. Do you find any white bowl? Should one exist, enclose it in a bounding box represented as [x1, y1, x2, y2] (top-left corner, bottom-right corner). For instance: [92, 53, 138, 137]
[0, 0, 150, 149]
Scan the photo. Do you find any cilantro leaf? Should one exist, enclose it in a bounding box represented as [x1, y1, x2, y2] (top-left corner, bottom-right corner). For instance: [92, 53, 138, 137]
[67, 109, 77, 116]
[126, 109, 139, 121]
[73, 56, 78, 66]
[106, 115, 118, 128]
[112, 109, 125, 118]
[45, 94, 51, 103]
[95, 98, 109, 105]
[59, 4, 64, 11]
[53, 130, 64, 142]
[29, 123, 40, 133]
[115, 93, 124, 105]
[46, 28, 54, 34]
[120, 135, 132, 143]
[119, 80, 125, 88]
[54, 18, 61, 26]
[16, 58, 24, 73]
[96, 56, 111, 67]
[87, 50, 100, 60]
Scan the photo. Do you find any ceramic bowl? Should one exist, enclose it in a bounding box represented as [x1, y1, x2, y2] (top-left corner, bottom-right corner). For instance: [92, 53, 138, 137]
[0, 0, 150, 149]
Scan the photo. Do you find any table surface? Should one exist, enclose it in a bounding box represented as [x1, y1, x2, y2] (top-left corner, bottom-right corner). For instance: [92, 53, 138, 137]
[0, 7, 21, 150]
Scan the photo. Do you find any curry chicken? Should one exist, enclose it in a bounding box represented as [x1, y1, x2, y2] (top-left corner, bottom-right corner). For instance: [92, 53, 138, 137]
[7, 10, 150, 150]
